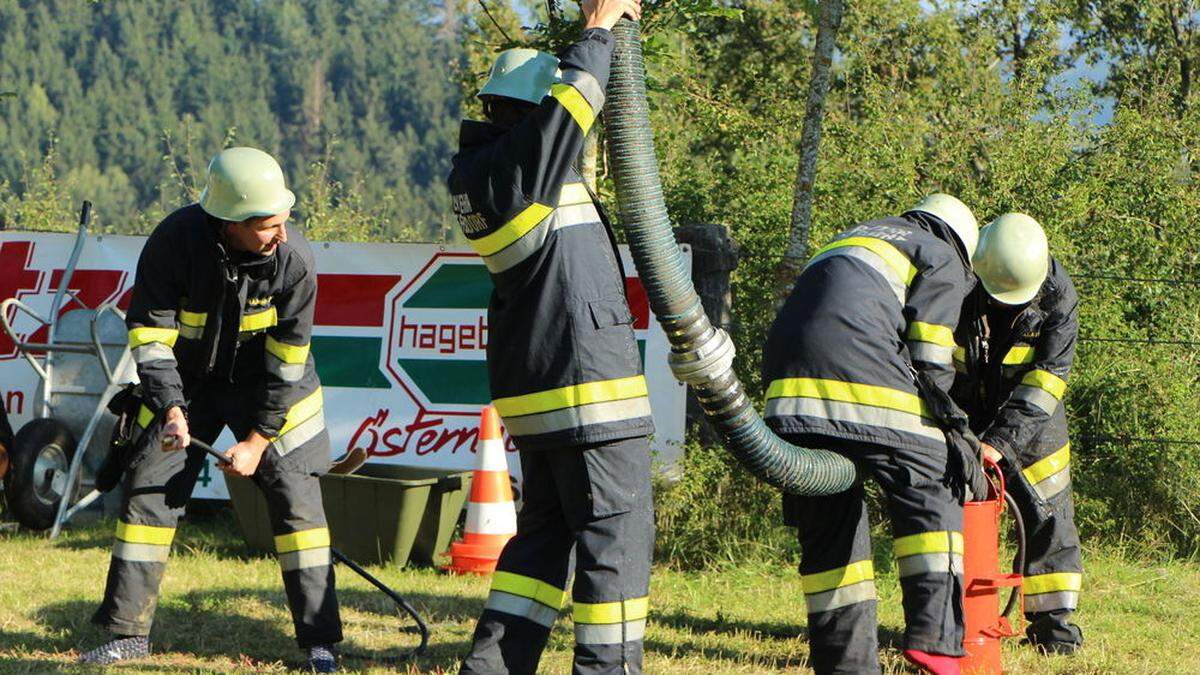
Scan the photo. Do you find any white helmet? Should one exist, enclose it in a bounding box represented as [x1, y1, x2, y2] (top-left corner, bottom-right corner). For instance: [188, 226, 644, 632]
[477, 48, 561, 105]
[908, 193, 979, 260]
[974, 213, 1050, 305]
[199, 147, 295, 222]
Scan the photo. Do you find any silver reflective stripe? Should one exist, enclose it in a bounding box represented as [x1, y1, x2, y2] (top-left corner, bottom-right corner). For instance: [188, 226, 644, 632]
[273, 409, 325, 456]
[484, 590, 560, 628]
[113, 541, 170, 563]
[483, 202, 601, 274]
[267, 354, 306, 383]
[575, 618, 647, 645]
[764, 397, 945, 443]
[1002, 365, 1029, 380]
[279, 547, 331, 572]
[897, 553, 964, 578]
[1013, 385, 1061, 415]
[559, 68, 605, 113]
[805, 580, 877, 614]
[806, 246, 906, 305]
[1024, 590, 1079, 613]
[503, 396, 652, 437]
[1032, 466, 1071, 501]
[132, 342, 175, 365]
[907, 341, 955, 365]
[178, 324, 204, 340]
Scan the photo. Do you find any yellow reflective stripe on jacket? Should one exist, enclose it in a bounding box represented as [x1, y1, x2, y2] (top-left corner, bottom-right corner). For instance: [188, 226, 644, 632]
[179, 309, 207, 328]
[136, 404, 155, 429]
[893, 531, 964, 558]
[273, 388, 324, 440]
[274, 527, 330, 554]
[240, 306, 278, 332]
[1003, 345, 1036, 365]
[493, 376, 649, 417]
[1021, 369, 1067, 399]
[128, 326, 179, 349]
[551, 82, 596, 134]
[906, 321, 956, 347]
[573, 596, 650, 624]
[812, 236, 918, 286]
[490, 571, 568, 610]
[266, 335, 310, 364]
[116, 521, 176, 546]
[1023, 571, 1082, 595]
[1023, 443, 1070, 486]
[468, 202, 554, 257]
[802, 560, 875, 595]
[765, 378, 930, 418]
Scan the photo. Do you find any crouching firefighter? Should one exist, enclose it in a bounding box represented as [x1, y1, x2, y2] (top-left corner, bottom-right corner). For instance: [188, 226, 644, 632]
[80, 147, 343, 672]
[449, 1, 654, 673]
[763, 195, 983, 675]
[953, 213, 1084, 655]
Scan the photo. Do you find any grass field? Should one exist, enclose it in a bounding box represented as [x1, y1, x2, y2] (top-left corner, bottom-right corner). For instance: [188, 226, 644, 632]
[0, 511, 1197, 673]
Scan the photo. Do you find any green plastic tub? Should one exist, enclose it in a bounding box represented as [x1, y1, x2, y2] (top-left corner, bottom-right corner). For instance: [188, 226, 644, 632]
[226, 465, 473, 567]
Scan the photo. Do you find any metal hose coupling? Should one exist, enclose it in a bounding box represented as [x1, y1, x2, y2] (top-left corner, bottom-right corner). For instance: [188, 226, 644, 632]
[668, 324, 735, 386]
[605, 19, 857, 495]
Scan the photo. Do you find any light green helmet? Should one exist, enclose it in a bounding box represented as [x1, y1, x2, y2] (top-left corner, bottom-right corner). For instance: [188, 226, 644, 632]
[477, 48, 561, 105]
[199, 147, 296, 222]
[909, 193, 980, 260]
[974, 212, 1050, 306]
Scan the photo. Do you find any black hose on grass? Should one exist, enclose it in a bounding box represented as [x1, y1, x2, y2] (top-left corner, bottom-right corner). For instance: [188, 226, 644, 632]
[604, 19, 856, 495]
[189, 438, 428, 663]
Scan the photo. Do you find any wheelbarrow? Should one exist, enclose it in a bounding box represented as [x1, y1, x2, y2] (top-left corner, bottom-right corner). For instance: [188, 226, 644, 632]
[0, 202, 136, 536]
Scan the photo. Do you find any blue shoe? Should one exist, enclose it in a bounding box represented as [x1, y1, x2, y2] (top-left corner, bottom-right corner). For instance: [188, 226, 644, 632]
[78, 635, 150, 665]
[307, 644, 339, 672]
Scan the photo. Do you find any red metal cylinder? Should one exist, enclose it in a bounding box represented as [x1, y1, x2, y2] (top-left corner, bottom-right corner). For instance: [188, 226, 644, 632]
[960, 460, 1022, 674]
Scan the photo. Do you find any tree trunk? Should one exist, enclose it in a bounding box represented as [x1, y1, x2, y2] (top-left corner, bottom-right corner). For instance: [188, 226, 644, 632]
[773, 0, 846, 306]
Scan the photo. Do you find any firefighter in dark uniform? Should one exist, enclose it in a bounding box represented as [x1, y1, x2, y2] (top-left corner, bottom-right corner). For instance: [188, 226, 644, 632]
[763, 194, 980, 675]
[450, 1, 652, 673]
[953, 213, 1084, 655]
[79, 147, 343, 672]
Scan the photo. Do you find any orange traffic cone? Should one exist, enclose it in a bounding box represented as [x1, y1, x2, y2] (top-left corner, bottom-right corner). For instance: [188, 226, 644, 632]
[445, 405, 517, 574]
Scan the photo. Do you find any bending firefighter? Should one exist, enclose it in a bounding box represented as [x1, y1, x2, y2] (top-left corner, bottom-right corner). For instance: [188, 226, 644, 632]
[80, 147, 343, 672]
[763, 195, 980, 674]
[954, 213, 1084, 654]
[448, 1, 653, 673]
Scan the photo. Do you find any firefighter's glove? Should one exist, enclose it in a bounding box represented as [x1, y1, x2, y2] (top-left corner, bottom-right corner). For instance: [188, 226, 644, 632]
[160, 406, 190, 452]
[219, 432, 270, 477]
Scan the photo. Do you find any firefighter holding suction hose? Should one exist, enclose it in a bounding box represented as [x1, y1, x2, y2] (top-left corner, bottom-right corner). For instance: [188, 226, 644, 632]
[448, 0, 655, 673]
[954, 213, 1084, 656]
[78, 147, 344, 672]
[763, 195, 982, 674]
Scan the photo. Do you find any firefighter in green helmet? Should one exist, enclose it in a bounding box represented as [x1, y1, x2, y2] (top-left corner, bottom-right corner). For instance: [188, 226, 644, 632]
[79, 147, 344, 672]
[953, 213, 1084, 655]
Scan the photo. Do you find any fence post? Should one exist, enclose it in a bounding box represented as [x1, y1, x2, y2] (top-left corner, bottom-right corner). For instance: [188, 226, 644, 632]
[673, 223, 740, 445]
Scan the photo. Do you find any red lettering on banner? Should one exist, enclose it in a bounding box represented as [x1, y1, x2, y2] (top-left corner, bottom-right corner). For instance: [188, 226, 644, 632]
[4, 390, 24, 415]
[22, 268, 129, 351]
[315, 274, 402, 326]
[395, 314, 488, 355]
[346, 408, 517, 458]
[0, 242, 45, 358]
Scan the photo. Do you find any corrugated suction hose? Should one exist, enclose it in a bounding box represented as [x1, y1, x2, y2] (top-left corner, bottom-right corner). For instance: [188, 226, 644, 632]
[603, 20, 857, 495]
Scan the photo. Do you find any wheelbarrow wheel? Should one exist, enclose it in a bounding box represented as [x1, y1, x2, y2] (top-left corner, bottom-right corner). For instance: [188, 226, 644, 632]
[3, 418, 78, 531]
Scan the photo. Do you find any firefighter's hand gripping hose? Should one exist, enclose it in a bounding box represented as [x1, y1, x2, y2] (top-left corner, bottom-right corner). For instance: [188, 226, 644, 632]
[604, 19, 857, 495]
[188, 438, 429, 663]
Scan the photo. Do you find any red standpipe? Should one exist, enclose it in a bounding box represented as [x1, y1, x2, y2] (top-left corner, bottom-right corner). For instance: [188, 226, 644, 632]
[960, 458, 1022, 674]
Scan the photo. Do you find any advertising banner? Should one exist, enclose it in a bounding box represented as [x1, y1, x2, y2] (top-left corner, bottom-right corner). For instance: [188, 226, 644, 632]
[0, 232, 688, 498]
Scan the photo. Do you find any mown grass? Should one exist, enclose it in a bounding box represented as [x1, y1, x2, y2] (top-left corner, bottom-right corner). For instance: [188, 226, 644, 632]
[0, 511, 1196, 673]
